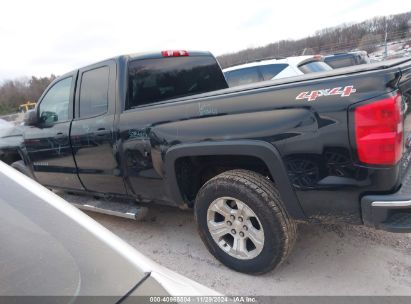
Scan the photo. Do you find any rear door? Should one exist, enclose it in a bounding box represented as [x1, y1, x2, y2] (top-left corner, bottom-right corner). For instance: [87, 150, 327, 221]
[70, 60, 127, 195]
[24, 73, 83, 189]
[120, 54, 228, 201]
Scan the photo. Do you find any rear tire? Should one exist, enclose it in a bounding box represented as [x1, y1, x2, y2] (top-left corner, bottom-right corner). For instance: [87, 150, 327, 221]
[195, 169, 297, 274]
[11, 160, 35, 179]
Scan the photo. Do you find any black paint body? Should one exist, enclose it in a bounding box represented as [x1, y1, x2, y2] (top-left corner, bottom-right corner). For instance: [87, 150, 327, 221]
[3, 52, 411, 225]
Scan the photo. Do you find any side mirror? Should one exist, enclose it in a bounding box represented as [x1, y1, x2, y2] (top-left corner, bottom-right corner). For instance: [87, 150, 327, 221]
[24, 109, 39, 126]
[40, 111, 58, 125]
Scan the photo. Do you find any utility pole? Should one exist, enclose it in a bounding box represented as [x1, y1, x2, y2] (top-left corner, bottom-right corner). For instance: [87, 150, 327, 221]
[384, 18, 388, 58]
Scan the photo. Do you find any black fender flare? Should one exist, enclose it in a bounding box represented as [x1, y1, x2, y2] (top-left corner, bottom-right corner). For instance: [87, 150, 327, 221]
[164, 140, 306, 220]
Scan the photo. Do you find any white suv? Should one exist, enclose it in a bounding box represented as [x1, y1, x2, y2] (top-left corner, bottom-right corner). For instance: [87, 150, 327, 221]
[223, 55, 332, 87]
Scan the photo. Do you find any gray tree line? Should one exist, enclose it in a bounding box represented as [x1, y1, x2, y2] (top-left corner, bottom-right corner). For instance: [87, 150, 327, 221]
[1, 11, 410, 115]
[0, 75, 56, 115]
[217, 11, 411, 68]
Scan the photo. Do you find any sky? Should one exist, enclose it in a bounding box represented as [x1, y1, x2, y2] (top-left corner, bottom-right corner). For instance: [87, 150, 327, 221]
[0, 0, 410, 82]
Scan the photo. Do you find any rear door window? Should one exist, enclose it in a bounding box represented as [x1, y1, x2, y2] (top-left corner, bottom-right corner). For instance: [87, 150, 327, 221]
[298, 61, 332, 73]
[324, 57, 356, 69]
[225, 67, 261, 87]
[127, 56, 227, 109]
[79, 66, 109, 118]
[259, 64, 289, 80]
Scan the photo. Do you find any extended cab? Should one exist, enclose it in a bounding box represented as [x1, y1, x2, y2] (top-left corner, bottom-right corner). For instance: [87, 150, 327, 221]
[1, 50, 411, 274]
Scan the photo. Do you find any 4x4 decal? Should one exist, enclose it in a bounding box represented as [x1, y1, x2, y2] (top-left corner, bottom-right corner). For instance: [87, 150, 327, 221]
[296, 85, 356, 101]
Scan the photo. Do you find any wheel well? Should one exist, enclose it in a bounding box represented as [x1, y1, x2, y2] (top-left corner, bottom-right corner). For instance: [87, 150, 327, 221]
[0, 150, 22, 165]
[175, 155, 273, 207]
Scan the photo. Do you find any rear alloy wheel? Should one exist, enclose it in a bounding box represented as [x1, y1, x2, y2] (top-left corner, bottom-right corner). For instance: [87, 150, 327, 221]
[195, 169, 297, 274]
[207, 197, 264, 260]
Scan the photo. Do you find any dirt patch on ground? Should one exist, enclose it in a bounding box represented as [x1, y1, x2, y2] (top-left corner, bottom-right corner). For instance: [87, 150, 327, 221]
[60, 192, 411, 296]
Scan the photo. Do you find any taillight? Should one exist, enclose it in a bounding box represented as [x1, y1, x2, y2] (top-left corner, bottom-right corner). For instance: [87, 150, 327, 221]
[161, 50, 189, 57]
[354, 93, 403, 165]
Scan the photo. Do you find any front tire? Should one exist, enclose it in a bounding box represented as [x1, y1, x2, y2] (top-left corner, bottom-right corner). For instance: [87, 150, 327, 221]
[195, 169, 297, 274]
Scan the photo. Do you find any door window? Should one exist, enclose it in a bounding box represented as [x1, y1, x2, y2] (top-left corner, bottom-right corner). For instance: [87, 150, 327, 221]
[259, 64, 289, 80]
[39, 77, 72, 124]
[324, 57, 356, 69]
[79, 66, 109, 117]
[225, 67, 261, 87]
[299, 61, 333, 73]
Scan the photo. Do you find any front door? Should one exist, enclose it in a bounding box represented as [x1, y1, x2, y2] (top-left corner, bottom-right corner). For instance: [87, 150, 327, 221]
[70, 60, 126, 195]
[24, 74, 83, 190]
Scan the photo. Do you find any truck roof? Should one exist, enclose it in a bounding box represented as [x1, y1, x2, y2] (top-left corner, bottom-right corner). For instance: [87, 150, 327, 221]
[85, 50, 214, 66]
[126, 50, 213, 61]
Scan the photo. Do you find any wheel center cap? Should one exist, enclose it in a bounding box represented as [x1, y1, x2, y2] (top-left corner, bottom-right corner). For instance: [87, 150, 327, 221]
[232, 220, 243, 231]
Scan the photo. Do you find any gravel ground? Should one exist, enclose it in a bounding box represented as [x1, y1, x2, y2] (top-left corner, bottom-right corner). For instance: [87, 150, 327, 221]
[60, 192, 411, 296]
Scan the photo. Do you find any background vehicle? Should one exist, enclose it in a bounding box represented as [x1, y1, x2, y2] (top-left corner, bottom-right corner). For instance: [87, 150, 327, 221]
[324, 51, 370, 68]
[223, 55, 332, 87]
[1, 51, 411, 275]
[18, 101, 36, 113]
[0, 161, 219, 299]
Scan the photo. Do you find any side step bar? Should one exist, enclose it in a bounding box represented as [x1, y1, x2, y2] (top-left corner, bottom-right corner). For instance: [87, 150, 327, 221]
[71, 200, 148, 220]
[60, 192, 148, 220]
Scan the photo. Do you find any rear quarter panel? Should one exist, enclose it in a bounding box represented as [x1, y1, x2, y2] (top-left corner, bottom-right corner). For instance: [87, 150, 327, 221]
[119, 63, 402, 223]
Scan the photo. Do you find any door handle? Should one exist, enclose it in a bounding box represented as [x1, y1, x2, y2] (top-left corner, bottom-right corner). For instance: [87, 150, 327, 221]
[55, 132, 65, 138]
[95, 128, 107, 136]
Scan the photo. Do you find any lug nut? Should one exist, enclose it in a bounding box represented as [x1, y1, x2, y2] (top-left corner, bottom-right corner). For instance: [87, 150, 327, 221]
[226, 221, 232, 226]
[230, 215, 235, 220]
[238, 217, 243, 222]
[239, 232, 244, 237]
[243, 225, 248, 231]
[231, 229, 236, 235]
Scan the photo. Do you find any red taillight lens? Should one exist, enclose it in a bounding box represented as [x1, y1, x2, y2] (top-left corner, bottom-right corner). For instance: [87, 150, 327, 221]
[355, 93, 403, 165]
[161, 50, 189, 57]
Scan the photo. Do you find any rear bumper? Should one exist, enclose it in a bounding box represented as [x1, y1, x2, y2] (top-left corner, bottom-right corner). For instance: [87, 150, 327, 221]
[361, 167, 411, 233]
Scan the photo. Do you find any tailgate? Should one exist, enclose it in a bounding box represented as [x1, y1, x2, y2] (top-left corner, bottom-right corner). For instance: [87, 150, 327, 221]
[399, 59, 411, 175]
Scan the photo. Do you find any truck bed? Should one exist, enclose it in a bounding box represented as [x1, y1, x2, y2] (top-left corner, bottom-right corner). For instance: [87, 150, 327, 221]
[137, 57, 411, 107]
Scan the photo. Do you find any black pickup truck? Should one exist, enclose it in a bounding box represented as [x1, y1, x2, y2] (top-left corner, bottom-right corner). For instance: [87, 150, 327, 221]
[1, 50, 411, 274]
